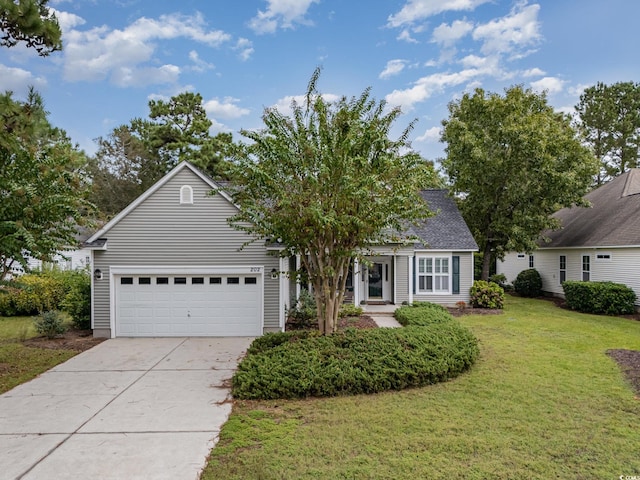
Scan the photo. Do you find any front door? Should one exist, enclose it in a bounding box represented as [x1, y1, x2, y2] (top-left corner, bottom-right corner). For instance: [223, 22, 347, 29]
[368, 263, 384, 298]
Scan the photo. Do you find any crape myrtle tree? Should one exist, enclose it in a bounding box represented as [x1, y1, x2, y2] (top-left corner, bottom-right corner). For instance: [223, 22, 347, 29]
[441, 85, 598, 281]
[0, 0, 62, 56]
[0, 88, 93, 280]
[575, 81, 640, 185]
[226, 69, 438, 335]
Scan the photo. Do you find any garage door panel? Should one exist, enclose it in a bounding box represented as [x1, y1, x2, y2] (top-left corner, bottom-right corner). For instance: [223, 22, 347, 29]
[115, 273, 262, 337]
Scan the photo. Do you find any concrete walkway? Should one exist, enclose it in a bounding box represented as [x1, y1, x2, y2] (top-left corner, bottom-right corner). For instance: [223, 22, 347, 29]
[0, 337, 253, 480]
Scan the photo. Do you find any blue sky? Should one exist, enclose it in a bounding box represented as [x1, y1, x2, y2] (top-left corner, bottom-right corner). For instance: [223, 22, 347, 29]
[1, 0, 638, 161]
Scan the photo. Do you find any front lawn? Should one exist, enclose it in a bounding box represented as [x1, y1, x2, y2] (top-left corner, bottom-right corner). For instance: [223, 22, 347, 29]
[202, 296, 640, 479]
[0, 315, 84, 394]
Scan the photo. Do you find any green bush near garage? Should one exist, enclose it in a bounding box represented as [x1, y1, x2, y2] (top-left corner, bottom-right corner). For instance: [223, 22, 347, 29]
[232, 323, 479, 400]
[394, 301, 454, 326]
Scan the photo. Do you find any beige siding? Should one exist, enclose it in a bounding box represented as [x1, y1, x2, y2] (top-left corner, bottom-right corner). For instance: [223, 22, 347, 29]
[396, 256, 409, 304]
[92, 168, 280, 335]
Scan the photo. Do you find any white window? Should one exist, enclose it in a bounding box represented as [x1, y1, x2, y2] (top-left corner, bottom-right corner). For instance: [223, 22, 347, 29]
[595, 252, 611, 262]
[180, 185, 193, 204]
[582, 255, 590, 281]
[517, 253, 526, 259]
[417, 256, 450, 293]
[529, 255, 534, 268]
[559, 255, 566, 284]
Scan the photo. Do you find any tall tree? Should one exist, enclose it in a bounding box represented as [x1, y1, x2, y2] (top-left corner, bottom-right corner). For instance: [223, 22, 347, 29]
[0, 88, 92, 280]
[0, 0, 62, 56]
[575, 81, 640, 185]
[441, 86, 598, 280]
[132, 91, 234, 177]
[227, 69, 438, 335]
[90, 92, 236, 218]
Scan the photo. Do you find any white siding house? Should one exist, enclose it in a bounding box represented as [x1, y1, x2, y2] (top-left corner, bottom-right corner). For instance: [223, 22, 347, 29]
[498, 170, 640, 306]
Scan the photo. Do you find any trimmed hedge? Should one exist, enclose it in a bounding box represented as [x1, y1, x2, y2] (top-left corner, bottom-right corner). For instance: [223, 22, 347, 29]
[232, 324, 480, 399]
[563, 281, 637, 315]
[514, 268, 543, 297]
[470, 280, 505, 309]
[394, 301, 453, 326]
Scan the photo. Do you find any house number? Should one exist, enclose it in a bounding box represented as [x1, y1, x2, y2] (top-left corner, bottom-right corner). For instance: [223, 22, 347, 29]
[250, 267, 261, 272]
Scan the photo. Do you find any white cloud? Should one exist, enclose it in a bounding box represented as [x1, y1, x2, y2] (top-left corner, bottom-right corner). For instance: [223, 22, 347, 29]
[397, 29, 419, 43]
[248, 0, 320, 34]
[415, 126, 441, 143]
[385, 68, 484, 111]
[50, 8, 85, 32]
[473, 3, 541, 56]
[530, 76, 566, 95]
[379, 59, 407, 79]
[0, 64, 47, 92]
[204, 97, 250, 119]
[188, 50, 215, 72]
[62, 12, 231, 86]
[388, 0, 491, 28]
[271, 93, 341, 117]
[431, 20, 474, 47]
[234, 38, 254, 61]
[522, 67, 545, 77]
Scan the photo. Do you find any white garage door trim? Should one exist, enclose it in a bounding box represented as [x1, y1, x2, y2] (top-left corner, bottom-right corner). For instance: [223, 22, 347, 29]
[109, 266, 264, 338]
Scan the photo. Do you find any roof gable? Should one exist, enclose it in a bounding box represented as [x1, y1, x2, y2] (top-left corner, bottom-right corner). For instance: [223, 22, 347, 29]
[544, 169, 640, 248]
[409, 190, 478, 250]
[86, 162, 233, 243]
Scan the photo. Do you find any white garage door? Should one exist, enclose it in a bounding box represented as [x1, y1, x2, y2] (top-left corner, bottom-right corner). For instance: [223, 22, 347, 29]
[115, 273, 262, 337]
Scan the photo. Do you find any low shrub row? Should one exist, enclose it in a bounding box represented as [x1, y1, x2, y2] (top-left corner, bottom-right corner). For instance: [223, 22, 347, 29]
[232, 323, 480, 399]
[394, 301, 453, 326]
[0, 270, 91, 329]
[562, 280, 637, 315]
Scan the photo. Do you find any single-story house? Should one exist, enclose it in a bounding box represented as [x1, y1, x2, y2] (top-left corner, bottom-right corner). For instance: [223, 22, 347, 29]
[85, 162, 478, 338]
[498, 169, 640, 306]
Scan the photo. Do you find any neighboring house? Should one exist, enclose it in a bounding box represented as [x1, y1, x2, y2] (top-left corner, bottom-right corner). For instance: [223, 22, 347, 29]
[498, 169, 640, 305]
[6, 229, 93, 277]
[85, 162, 478, 338]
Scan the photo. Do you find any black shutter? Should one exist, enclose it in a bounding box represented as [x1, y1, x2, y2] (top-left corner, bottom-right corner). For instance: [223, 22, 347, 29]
[452, 256, 460, 294]
[412, 256, 416, 295]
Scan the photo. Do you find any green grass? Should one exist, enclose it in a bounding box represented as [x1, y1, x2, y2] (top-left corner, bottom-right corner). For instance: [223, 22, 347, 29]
[0, 315, 78, 394]
[202, 296, 640, 479]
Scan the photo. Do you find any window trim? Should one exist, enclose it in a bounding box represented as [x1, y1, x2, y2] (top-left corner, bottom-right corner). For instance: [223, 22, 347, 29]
[180, 185, 193, 205]
[416, 255, 451, 294]
[595, 252, 612, 262]
[582, 255, 590, 281]
[559, 255, 566, 285]
[529, 255, 534, 268]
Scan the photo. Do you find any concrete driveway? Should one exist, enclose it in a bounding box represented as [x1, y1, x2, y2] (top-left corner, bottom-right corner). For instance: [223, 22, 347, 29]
[0, 337, 253, 480]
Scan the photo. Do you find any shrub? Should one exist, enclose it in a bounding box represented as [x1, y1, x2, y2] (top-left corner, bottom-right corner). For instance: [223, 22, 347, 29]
[394, 302, 453, 326]
[0, 287, 19, 316]
[34, 310, 67, 339]
[338, 303, 363, 318]
[233, 323, 480, 399]
[286, 289, 317, 329]
[470, 280, 505, 309]
[60, 271, 91, 329]
[489, 273, 507, 287]
[513, 268, 543, 297]
[12, 274, 66, 315]
[563, 281, 637, 315]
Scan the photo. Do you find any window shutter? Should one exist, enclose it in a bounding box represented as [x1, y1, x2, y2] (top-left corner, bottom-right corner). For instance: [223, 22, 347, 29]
[412, 256, 416, 295]
[452, 255, 460, 294]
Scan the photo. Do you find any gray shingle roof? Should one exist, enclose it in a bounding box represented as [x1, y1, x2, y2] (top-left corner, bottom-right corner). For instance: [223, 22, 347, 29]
[543, 169, 640, 248]
[408, 190, 478, 250]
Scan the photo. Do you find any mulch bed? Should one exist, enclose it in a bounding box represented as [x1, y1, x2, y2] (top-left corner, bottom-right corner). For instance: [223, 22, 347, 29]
[22, 329, 106, 352]
[286, 315, 379, 331]
[607, 349, 640, 397]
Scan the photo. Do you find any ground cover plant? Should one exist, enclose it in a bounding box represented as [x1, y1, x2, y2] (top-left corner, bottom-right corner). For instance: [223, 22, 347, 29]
[233, 323, 479, 399]
[203, 296, 640, 479]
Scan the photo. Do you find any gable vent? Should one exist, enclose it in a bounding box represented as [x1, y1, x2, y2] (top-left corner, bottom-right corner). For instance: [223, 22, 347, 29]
[180, 185, 194, 204]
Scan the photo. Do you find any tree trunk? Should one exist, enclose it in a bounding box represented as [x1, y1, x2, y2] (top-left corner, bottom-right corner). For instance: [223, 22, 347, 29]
[481, 245, 493, 281]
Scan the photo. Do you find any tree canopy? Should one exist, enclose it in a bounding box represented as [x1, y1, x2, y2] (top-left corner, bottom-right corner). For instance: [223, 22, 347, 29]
[441, 85, 598, 280]
[0, 0, 62, 56]
[0, 88, 92, 280]
[227, 69, 439, 334]
[89, 92, 237, 218]
[575, 81, 640, 185]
